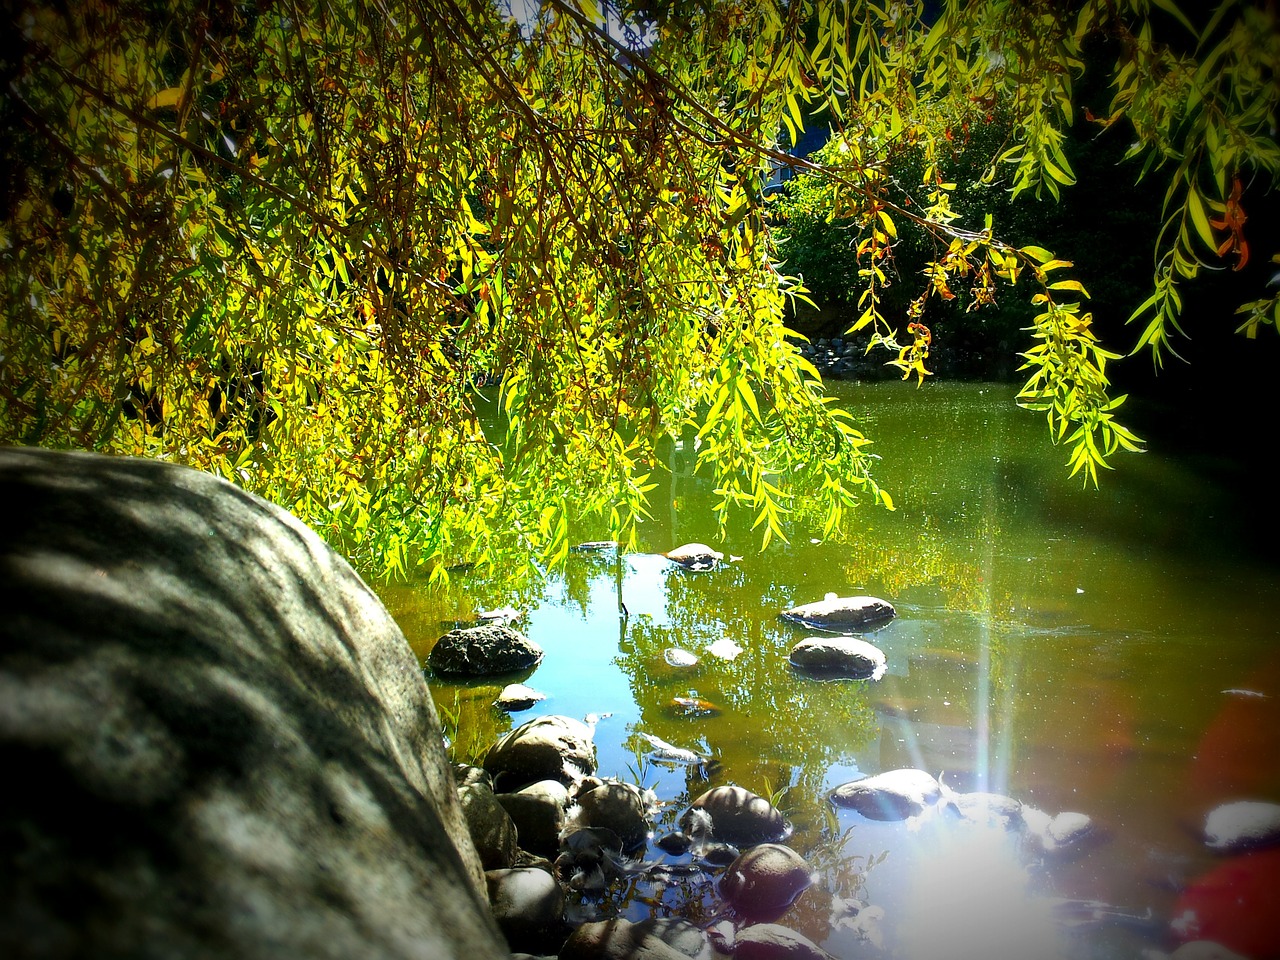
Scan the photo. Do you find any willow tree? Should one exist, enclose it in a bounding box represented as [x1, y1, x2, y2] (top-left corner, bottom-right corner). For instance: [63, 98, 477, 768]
[2, 0, 1276, 578]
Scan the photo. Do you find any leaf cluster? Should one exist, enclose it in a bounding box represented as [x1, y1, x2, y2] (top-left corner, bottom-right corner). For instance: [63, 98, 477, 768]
[1, 0, 1276, 576]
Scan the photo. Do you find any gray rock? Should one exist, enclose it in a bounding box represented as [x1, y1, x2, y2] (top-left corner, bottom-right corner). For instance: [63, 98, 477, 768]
[664, 543, 724, 571]
[483, 714, 596, 791]
[1046, 811, 1096, 850]
[733, 923, 835, 960]
[455, 765, 520, 869]
[829, 768, 943, 820]
[663, 647, 700, 668]
[1203, 800, 1280, 852]
[496, 683, 546, 711]
[485, 867, 567, 955]
[788, 636, 887, 680]
[497, 780, 570, 858]
[429, 624, 543, 678]
[1022, 807, 1098, 854]
[780, 595, 896, 630]
[718, 844, 814, 920]
[949, 791, 1024, 830]
[0, 447, 506, 960]
[679, 785, 790, 846]
[559, 918, 711, 960]
[571, 778, 654, 851]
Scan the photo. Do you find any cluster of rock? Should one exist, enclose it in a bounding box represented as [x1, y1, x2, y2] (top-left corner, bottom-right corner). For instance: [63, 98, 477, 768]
[792, 335, 884, 380]
[454, 713, 839, 959]
[828, 767, 1100, 856]
[781, 594, 896, 682]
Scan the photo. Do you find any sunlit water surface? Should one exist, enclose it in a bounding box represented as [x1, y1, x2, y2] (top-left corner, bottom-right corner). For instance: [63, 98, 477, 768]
[378, 381, 1280, 960]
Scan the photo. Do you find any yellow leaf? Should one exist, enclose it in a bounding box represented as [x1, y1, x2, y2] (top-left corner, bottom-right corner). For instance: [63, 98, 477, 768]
[1187, 187, 1217, 252]
[148, 87, 183, 109]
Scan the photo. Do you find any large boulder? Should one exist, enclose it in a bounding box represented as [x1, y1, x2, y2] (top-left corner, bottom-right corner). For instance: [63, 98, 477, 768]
[429, 624, 543, 678]
[0, 447, 507, 960]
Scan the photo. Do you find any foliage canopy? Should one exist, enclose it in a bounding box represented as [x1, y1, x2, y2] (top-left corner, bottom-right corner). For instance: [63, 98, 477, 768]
[2, 0, 1277, 577]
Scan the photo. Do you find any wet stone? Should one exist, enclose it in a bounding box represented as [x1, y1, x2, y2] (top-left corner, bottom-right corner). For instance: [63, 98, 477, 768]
[679, 785, 790, 846]
[789, 636, 887, 680]
[496, 779, 570, 859]
[780, 594, 896, 630]
[718, 844, 815, 921]
[559, 917, 710, 960]
[429, 624, 544, 678]
[496, 683, 546, 712]
[664, 543, 724, 571]
[1203, 800, 1280, 852]
[454, 764, 519, 870]
[829, 768, 943, 820]
[949, 791, 1024, 831]
[570, 778, 655, 852]
[483, 714, 596, 791]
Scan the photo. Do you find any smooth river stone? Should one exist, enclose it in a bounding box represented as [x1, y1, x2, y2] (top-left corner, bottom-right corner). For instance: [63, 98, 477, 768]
[780, 594, 896, 630]
[788, 636, 887, 680]
[829, 768, 943, 820]
[1204, 800, 1280, 852]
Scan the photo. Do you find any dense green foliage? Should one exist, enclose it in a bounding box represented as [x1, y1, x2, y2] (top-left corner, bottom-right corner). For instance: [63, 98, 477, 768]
[2, 0, 1277, 577]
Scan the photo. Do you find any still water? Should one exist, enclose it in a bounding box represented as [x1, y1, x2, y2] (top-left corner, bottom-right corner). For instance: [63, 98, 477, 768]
[379, 381, 1280, 959]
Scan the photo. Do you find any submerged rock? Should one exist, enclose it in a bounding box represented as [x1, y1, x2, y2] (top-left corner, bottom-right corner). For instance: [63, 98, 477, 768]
[679, 785, 790, 846]
[948, 791, 1024, 831]
[829, 768, 943, 820]
[1204, 800, 1280, 852]
[788, 636, 887, 680]
[483, 715, 597, 791]
[718, 844, 815, 920]
[429, 623, 544, 678]
[496, 683, 546, 712]
[664, 543, 724, 571]
[663, 647, 700, 668]
[780, 594, 896, 630]
[1022, 807, 1098, 855]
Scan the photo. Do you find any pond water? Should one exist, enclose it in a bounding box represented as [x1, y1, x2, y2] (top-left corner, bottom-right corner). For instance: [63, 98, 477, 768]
[378, 381, 1280, 960]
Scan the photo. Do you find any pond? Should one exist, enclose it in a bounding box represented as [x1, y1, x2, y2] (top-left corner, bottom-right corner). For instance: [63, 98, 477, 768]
[378, 381, 1280, 960]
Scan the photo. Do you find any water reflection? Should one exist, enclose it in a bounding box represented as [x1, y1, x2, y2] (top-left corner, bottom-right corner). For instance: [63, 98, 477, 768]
[381, 382, 1280, 959]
